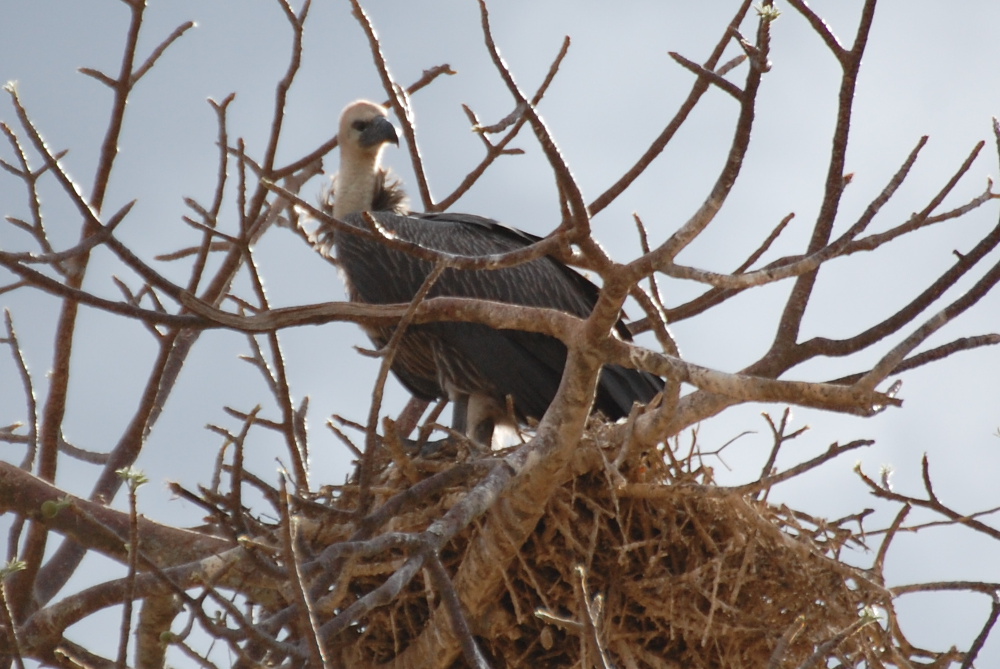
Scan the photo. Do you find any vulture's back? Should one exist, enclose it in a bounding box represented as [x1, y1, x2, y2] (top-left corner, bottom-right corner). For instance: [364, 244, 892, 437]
[334, 212, 598, 318]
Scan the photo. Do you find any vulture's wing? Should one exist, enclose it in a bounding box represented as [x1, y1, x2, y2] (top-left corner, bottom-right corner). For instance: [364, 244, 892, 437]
[334, 210, 662, 420]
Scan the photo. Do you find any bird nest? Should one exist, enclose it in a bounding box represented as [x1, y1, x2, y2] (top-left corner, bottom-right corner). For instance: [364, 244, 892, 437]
[297, 422, 895, 668]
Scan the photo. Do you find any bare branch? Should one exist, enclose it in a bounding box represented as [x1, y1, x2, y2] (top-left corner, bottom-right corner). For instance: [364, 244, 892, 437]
[348, 0, 434, 209]
[278, 480, 330, 669]
[588, 0, 755, 216]
[130, 21, 196, 86]
[476, 0, 592, 247]
[669, 51, 744, 100]
[857, 458, 1000, 542]
[435, 36, 570, 212]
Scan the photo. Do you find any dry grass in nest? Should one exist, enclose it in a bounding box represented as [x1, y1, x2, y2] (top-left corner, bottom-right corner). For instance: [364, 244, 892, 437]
[302, 424, 895, 667]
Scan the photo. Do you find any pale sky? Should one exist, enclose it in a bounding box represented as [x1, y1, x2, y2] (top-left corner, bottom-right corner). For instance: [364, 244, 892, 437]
[2, 1, 1000, 664]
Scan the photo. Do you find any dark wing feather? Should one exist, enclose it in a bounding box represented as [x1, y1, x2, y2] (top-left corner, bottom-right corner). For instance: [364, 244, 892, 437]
[430, 323, 566, 419]
[412, 213, 636, 341]
[333, 210, 662, 421]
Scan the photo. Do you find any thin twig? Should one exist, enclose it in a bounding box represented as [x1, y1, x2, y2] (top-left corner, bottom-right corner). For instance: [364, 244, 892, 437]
[278, 478, 329, 669]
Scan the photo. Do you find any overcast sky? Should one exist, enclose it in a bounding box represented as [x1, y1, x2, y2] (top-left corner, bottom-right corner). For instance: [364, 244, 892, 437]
[3, 1, 1000, 664]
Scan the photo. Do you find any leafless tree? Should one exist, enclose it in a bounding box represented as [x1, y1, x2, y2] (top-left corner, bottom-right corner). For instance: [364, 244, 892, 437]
[2, 1, 999, 667]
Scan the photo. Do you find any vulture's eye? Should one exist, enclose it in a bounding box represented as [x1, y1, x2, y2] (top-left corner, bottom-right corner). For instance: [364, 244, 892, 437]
[351, 120, 369, 132]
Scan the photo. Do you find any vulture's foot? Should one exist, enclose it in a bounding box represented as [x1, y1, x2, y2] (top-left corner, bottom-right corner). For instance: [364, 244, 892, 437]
[404, 434, 491, 458]
[406, 435, 460, 459]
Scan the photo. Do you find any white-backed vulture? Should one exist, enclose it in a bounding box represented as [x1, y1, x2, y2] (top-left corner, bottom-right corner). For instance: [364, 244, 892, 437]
[318, 100, 662, 446]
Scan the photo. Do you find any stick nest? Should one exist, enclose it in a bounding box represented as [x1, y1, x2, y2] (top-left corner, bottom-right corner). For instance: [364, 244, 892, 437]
[297, 423, 896, 668]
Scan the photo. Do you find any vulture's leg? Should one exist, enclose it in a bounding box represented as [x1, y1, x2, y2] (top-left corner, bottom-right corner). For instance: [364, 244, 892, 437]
[449, 392, 495, 452]
[466, 393, 499, 448]
[450, 394, 470, 435]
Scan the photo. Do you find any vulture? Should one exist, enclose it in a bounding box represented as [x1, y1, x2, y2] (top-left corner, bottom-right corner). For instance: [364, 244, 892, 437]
[320, 100, 662, 446]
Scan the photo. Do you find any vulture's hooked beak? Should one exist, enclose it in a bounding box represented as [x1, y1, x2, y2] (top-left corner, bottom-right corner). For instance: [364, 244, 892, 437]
[360, 115, 399, 148]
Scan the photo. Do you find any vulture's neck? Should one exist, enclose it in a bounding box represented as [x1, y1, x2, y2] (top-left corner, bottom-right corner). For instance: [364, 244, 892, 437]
[333, 147, 381, 219]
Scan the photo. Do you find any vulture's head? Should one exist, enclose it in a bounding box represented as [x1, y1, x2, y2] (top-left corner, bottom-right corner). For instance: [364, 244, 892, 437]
[332, 100, 401, 218]
[338, 100, 399, 160]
